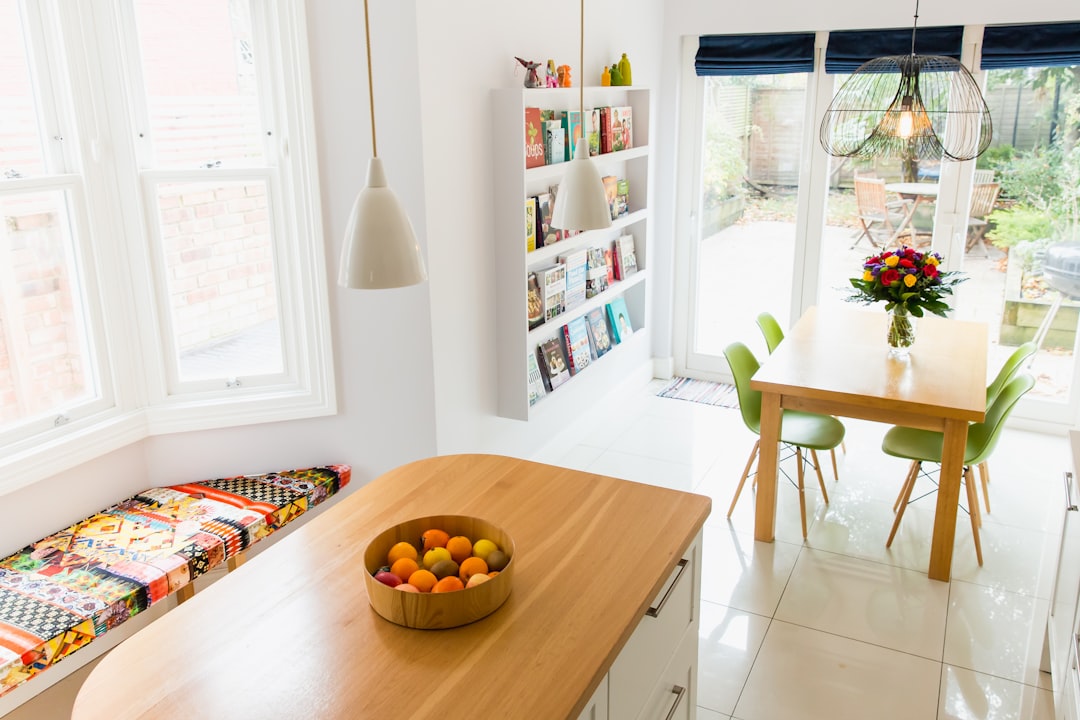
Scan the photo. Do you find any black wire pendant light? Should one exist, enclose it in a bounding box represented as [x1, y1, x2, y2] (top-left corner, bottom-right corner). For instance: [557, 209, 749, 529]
[819, 0, 992, 161]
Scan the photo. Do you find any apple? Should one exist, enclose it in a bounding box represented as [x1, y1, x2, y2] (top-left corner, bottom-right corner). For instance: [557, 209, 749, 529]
[374, 570, 402, 588]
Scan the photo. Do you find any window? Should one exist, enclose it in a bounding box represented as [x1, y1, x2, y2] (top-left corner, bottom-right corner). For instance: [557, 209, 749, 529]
[0, 0, 333, 490]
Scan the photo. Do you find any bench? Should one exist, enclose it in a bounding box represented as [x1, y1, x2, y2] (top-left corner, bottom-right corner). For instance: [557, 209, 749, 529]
[0, 464, 351, 701]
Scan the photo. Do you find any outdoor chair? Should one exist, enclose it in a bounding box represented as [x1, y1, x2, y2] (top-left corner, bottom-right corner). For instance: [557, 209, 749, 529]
[973, 169, 995, 184]
[724, 341, 846, 538]
[882, 373, 1035, 565]
[851, 175, 914, 250]
[966, 182, 1002, 256]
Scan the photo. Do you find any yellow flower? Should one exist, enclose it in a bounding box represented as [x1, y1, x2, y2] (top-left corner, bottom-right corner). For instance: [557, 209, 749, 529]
[863, 270, 874, 281]
[884, 255, 900, 267]
[904, 273, 918, 287]
[925, 255, 939, 265]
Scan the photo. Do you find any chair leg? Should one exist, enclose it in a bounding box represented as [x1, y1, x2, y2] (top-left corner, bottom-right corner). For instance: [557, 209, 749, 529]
[829, 448, 839, 482]
[894, 461, 920, 512]
[978, 461, 991, 514]
[809, 449, 829, 504]
[796, 448, 808, 539]
[887, 462, 920, 548]
[728, 440, 760, 518]
[965, 466, 984, 566]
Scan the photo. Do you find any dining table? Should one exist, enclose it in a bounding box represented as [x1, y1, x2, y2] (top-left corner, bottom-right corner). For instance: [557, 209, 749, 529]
[750, 304, 987, 582]
[885, 181, 939, 243]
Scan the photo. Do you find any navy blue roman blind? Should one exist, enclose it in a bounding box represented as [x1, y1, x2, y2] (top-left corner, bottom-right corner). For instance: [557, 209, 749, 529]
[824, 26, 964, 73]
[695, 33, 815, 76]
[981, 23, 1080, 69]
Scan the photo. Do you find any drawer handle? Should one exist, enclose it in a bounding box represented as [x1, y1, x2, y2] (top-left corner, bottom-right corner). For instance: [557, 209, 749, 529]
[646, 558, 688, 618]
[1066, 472, 1077, 512]
[663, 684, 687, 720]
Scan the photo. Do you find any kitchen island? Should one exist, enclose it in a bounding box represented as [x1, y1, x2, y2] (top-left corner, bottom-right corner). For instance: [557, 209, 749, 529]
[72, 454, 711, 720]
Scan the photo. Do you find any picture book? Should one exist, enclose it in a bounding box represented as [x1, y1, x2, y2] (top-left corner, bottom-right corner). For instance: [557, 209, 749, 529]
[527, 272, 544, 329]
[585, 245, 609, 298]
[602, 175, 619, 221]
[527, 351, 547, 405]
[537, 336, 570, 390]
[524, 107, 545, 169]
[615, 234, 638, 279]
[561, 110, 583, 161]
[561, 317, 592, 375]
[604, 245, 615, 286]
[598, 106, 612, 154]
[585, 307, 613, 359]
[558, 248, 588, 311]
[525, 196, 537, 252]
[610, 106, 633, 152]
[544, 121, 565, 166]
[585, 108, 601, 156]
[534, 264, 566, 323]
[615, 178, 630, 217]
[607, 296, 633, 344]
[535, 192, 561, 247]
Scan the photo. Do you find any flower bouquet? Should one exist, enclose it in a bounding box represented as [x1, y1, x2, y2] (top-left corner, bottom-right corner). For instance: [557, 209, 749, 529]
[846, 245, 967, 355]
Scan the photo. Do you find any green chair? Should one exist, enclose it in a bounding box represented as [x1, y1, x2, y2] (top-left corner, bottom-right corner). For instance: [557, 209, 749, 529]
[882, 372, 1035, 566]
[756, 311, 845, 477]
[724, 341, 846, 539]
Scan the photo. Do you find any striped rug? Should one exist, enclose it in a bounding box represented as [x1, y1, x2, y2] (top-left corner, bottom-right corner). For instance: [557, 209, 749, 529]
[656, 377, 739, 408]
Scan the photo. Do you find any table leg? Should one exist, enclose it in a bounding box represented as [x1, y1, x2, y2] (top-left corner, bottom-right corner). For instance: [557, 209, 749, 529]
[755, 392, 782, 542]
[928, 418, 969, 581]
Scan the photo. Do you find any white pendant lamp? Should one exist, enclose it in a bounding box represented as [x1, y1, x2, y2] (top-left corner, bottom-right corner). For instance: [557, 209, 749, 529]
[338, 0, 427, 289]
[550, 0, 612, 232]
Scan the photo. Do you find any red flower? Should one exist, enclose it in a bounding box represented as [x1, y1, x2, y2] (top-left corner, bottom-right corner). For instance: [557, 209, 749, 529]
[880, 268, 900, 286]
[899, 258, 915, 268]
[923, 264, 939, 278]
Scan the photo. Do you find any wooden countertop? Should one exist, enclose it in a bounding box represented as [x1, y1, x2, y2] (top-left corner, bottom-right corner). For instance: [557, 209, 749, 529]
[72, 454, 712, 720]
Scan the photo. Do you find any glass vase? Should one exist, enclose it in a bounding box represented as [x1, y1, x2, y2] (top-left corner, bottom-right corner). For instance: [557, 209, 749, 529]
[887, 306, 917, 358]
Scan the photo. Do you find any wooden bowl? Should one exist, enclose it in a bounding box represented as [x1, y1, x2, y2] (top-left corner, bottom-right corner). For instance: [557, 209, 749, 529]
[362, 514, 514, 629]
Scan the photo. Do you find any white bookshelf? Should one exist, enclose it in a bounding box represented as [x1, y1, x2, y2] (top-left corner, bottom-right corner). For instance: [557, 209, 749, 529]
[493, 86, 652, 420]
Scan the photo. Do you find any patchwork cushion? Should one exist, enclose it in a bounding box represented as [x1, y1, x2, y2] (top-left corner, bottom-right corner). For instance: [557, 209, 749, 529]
[0, 464, 350, 697]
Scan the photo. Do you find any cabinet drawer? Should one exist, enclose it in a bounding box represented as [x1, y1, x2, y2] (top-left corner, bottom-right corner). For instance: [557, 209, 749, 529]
[635, 626, 697, 720]
[609, 538, 698, 720]
[577, 674, 609, 720]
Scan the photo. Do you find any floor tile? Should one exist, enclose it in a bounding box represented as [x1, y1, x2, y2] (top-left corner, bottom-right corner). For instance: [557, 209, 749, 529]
[584, 449, 697, 492]
[699, 524, 801, 616]
[938, 664, 1054, 720]
[696, 708, 730, 720]
[697, 601, 770, 716]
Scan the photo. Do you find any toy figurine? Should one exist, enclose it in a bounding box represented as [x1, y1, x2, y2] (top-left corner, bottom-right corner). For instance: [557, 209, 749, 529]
[545, 60, 559, 88]
[557, 64, 572, 87]
[515, 56, 542, 88]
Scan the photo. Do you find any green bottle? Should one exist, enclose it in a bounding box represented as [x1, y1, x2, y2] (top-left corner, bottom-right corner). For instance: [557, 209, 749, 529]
[610, 63, 623, 86]
[618, 53, 632, 86]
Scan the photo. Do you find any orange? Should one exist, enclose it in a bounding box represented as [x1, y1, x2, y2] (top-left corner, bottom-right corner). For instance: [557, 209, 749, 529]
[432, 576, 464, 593]
[445, 536, 473, 564]
[408, 569, 438, 592]
[387, 541, 418, 566]
[390, 557, 420, 583]
[459, 556, 488, 584]
[421, 528, 450, 552]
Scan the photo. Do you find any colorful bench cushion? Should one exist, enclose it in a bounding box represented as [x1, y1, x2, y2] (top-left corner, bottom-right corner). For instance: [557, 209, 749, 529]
[0, 464, 350, 698]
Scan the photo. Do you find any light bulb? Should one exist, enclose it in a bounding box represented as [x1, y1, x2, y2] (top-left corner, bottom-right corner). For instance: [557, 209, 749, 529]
[897, 96, 914, 138]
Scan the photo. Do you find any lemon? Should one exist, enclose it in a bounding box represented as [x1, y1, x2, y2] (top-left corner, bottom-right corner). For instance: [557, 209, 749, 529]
[423, 546, 452, 570]
[472, 538, 498, 561]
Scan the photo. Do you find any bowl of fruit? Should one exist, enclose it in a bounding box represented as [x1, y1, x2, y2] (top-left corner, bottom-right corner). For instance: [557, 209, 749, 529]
[362, 514, 514, 629]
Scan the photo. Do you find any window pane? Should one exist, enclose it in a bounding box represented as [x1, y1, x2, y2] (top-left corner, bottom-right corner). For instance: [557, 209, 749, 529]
[0, 191, 96, 429]
[0, 0, 47, 179]
[134, 0, 264, 168]
[152, 180, 283, 382]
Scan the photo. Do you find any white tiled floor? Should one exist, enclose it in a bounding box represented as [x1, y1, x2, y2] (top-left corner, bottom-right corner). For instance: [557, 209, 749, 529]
[533, 378, 1072, 720]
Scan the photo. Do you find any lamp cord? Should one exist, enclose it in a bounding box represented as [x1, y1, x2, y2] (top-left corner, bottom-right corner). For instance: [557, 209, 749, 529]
[364, 0, 377, 157]
[909, 0, 919, 57]
[579, 0, 584, 118]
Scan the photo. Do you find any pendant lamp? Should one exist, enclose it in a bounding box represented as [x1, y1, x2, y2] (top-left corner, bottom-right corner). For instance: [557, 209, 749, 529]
[819, 0, 992, 162]
[339, 0, 427, 289]
[550, 0, 613, 232]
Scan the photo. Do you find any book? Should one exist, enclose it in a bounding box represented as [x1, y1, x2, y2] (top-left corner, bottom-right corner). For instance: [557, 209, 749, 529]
[585, 307, 613, 359]
[603, 175, 619, 221]
[525, 196, 537, 252]
[561, 317, 592, 375]
[537, 336, 569, 390]
[585, 245, 609, 298]
[544, 121, 565, 166]
[548, 183, 578, 239]
[598, 106, 612, 154]
[615, 234, 637, 280]
[534, 264, 566, 323]
[524, 107, 545, 169]
[615, 178, 630, 217]
[585, 108, 601, 156]
[603, 245, 615, 286]
[561, 110, 583, 161]
[607, 296, 633, 344]
[527, 272, 544, 329]
[558, 248, 588, 310]
[610, 105, 633, 152]
[535, 191, 561, 247]
[527, 351, 547, 405]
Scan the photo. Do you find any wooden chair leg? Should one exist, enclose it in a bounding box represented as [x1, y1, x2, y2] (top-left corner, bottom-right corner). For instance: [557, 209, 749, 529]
[965, 466, 984, 566]
[887, 463, 920, 548]
[894, 461, 920, 512]
[796, 448, 808, 539]
[809, 449, 829, 504]
[728, 440, 760, 518]
[227, 551, 247, 572]
[176, 583, 196, 604]
[978, 461, 991, 514]
[829, 449, 839, 482]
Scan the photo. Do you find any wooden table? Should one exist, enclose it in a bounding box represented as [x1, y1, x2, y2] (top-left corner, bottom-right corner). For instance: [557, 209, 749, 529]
[885, 182, 939, 243]
[751, 305, 987, 581]
[71, 454, 711, 719]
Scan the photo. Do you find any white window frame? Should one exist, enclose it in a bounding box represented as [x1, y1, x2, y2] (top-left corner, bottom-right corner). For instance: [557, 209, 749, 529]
[0, 0, 335, 493]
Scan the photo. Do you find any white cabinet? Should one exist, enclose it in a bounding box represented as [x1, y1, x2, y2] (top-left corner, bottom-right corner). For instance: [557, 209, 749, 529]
[493, 87, 652, 421]
[1049, 431, 1080, 720]
[577, 532, 701, 720]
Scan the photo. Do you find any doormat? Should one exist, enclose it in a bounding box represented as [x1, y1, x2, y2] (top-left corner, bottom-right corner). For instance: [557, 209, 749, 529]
[656, 377, 739, 408]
